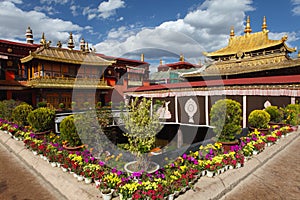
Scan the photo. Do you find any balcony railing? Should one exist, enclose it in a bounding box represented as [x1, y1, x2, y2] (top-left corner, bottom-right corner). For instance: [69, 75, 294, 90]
[128, 80, 143, 86]
[26, 77, 111, 89]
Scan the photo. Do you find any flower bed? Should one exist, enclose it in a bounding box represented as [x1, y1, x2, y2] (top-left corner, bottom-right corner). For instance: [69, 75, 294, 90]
[0, 118, 297, 199]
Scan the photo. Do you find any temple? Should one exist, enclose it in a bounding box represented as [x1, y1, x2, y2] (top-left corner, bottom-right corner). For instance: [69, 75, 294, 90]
[0, 28, 149, 108]
[125, 16, 300, 133]
[182, 16, 299, 81]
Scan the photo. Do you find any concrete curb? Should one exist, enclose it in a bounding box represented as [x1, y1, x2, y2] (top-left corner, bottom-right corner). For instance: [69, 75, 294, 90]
[177, 129, 300, 200]
[0, 131, 100, 200]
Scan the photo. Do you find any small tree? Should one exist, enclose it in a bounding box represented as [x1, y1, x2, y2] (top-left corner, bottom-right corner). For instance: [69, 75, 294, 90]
[27, 107, 55, 132]
[12, 103, 33, 126]
[121, 97, 163, 171]
[59, 115, 82, 147]
[248, 110, 270, 129]
[283, 103, 300, 125]
[210, 99, 242, 142]
[265, 106, 283, 123]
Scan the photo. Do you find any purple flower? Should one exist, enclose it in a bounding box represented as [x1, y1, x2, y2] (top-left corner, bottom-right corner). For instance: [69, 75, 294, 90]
[193, 160, 198, 165]
[170, 163, 175, 167]
[84, 158, 89, 163]
[98, 161, 105, 166]
[117, 170, 122, 176]
[182, 154, 187, 159]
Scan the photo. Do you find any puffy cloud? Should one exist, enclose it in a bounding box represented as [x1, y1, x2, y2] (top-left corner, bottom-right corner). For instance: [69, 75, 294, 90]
[98, 0, 125, 19]
[0, 1, 83, 46]
[95, 0, 255, 62]
[292, 0, 300, 15]
[39, 0, 69, 5]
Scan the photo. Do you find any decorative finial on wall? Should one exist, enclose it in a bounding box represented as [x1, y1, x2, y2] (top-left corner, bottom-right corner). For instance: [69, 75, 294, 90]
[67, 32, 75, 50]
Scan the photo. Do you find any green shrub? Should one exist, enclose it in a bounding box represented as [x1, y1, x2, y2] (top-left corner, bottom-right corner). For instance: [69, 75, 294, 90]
[27, 107, 55, 132]
[283, 103, 300, 125]
[37, 101, 47, 108]
[0, 99, 22, 121]
[265, 106, 283, 123]
[59, 115, 82, 147]
[12, 104, 33, 126]
[248, 110, 270, 129]
[210, 99, 242, 142]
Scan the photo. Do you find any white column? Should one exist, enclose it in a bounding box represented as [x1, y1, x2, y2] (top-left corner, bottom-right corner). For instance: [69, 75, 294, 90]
[175, 95, 178, 123]
[291, 97, 296, 104]
[243, 95, 247, 128]
[205, 95, 209, 125]
[177, 128, 183, 148]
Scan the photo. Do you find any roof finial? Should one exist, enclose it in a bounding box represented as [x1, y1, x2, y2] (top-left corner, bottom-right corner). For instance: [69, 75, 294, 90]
[244, 16, 252, 35]
[262, 16, 267, 32]
[80, 38, 85, 51]
[85, 42, 89, 52]
[179, 54, 184, 62]
[141, 53, 144, 62]
[57, 41, 62, 48]
[40, 32, 46, 45]
[67, 32, 75, 50]
[25, 26, 34, 44]
[160, 59, 163, 65]
[230, 26, 235, 38]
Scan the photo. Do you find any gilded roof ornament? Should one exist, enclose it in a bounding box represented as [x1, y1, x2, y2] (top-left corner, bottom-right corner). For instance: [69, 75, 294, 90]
[40, 32, 46, 45]
[230, 26, 235, 38]
[244, 16, 252, 35]
[80, 38, 85, 51]
[67, 32, 75, 50]
[57, 41, 62, 48]
[179, 54, 184, 61]
[262, 16, 268, 32]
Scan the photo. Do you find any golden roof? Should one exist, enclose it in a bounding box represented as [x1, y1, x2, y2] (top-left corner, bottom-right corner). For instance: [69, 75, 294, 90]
[21, 46, 115, 66]
[203, 31, 295, 57]
[182, 55, 300, 77]
[203, 16, 296, 57]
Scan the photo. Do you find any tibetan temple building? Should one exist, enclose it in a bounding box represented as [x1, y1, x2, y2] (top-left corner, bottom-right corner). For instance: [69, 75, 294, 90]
[125, 16, 300, 130]
[150, 54, 200, 84]
[0, 27, 149, 108]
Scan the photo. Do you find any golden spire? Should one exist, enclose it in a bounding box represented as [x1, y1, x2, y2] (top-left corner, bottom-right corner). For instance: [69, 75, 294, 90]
[40, 32, 46, 45]
[262, 16, 267, 32]
[244, 16, 252, 35]
[67, 32, 75, 50]
[230, 26, 235, 38]
[179, 54, 184, 62]
[160, 59, 163, 65]
[141, 53, 144, 62]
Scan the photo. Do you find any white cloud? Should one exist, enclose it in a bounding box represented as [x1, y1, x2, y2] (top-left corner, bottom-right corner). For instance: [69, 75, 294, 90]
[0, 1, 83, 47]
[34, 5, 58, 15]
[40, 0, 69, 5]
[292, 0, 300, 15]
[83, 6, 98, 20]
[98, 0, 125, 19]
[94, 0, 255, 62]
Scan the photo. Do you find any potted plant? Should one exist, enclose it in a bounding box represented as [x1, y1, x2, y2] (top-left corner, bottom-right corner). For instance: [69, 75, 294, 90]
[59, 115, 83, 149]
[120, 97, 162, 173]
[209, 99, 242, 151]
[248, 109, 270, 133]
[27, 107, 56, 138]
[12, 103, 33, 127]
[282, 103, 300, 126]
[265, 106, 284, 126]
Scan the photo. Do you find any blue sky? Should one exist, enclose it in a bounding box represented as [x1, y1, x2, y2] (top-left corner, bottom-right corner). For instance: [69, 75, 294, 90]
[1, 0, 300, 72]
